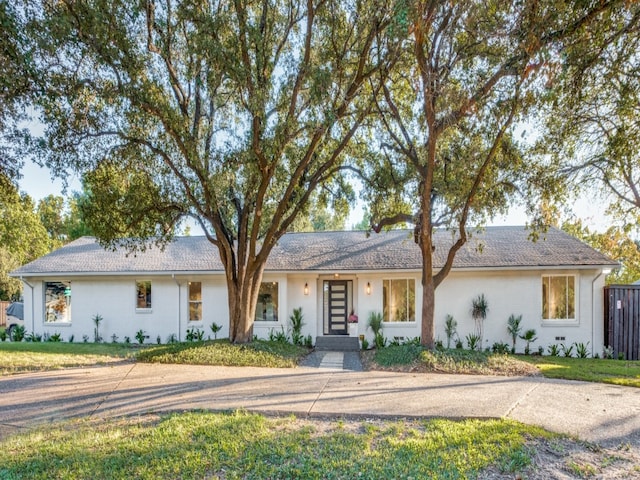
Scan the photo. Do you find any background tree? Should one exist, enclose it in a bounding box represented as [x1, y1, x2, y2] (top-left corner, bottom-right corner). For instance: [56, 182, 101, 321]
[356, 0, 637, 347]
[0, 181, 50, 300]
[30, 0, 394, 342]
[538, 8, 640, 228]
[37, 192, 93, 247]
[562, 219, 640, 285]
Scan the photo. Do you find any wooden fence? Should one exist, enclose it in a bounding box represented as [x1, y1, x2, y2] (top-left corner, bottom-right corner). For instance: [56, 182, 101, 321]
[0, 301, 9, 327]
[604, 285, 640, 360]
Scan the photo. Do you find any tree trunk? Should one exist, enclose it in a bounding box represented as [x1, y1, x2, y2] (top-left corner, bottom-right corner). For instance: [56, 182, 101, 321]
[225, 262, 263, 344]
[421, 272, 436, 349]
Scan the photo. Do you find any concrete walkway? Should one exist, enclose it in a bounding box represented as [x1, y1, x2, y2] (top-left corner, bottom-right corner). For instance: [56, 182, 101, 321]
[1, 360, 639, 448]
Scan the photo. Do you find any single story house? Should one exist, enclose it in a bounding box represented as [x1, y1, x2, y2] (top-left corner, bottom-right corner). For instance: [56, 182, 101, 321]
[10, 226, 618, 355]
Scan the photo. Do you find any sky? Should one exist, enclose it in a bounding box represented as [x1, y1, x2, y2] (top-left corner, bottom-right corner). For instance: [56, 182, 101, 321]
[18, 157, 612, 233]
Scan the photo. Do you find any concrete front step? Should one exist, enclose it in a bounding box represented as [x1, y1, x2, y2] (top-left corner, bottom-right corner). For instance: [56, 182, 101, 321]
[315, 335, 360, 351]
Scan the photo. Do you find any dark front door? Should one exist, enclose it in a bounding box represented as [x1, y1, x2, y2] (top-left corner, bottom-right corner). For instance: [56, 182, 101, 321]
[324, 280, 350, 335]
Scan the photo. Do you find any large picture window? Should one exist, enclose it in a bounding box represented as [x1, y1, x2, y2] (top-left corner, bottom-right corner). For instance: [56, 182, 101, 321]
[383, 279, 415, 322]
[188, 282, 202, 322]
[44, 281, 71, 323]
[136, 280, 152, 309]
[255, 282, 278, 322]
[542, 275, 576, 320]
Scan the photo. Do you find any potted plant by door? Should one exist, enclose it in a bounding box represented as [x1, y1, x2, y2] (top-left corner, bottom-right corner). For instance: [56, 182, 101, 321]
[348, 310, 358, 337]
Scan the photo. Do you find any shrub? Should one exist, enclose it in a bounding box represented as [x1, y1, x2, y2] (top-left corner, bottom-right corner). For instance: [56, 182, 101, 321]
[288, 308, 305, 346]
[465, 333, 481, 351]
[574, 342, 590, 359]
[519, 329, 537, 355]
[455, 337, 463, 349]
[124, 336, 131, 344]
[434, 339, 444, 350]
[48, 332, 62, 342]
[135, 329, 147, 344]
[111, 334, 119, 343]
[374, 332, 386, 349]
[25, 332, 42, 342]
[0, 329, 6, 342]
[93, 314, 103, 343]
[471, 294, 488, 346]
[166, 333, 178, 344]
[506, 314, 522, 353]
[156, 335, 162, 345]
[83, 334, 90, 343]
[444, 314, 457, 349]
[560, 343, 574, 358]
[11, 325, 25, 342]
[268, 327, 289, 344]
[367, 312, 383, 336]
[304, 334, 313, 348]
[603, 345, 614, 359]
[547, 344, 560, 356]
[68, 334, 74, 343]
[491, 341, 510, 354]
[361, 338, 369, 350]
[210, 322, 223, 340]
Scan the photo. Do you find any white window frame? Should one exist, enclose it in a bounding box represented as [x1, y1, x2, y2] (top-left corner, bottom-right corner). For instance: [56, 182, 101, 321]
[44, 281, 72, 324]
[188, 281, 203, 323]
[541, 274, 578, 325]
[382, 278, 416, 323]
[136, 280, 152, 312]
[255, 282, 279, 322]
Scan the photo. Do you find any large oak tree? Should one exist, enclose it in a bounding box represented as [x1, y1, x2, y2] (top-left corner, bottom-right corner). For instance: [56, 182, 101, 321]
[357, 0, 638, 347]
[29, 0, 395, 342]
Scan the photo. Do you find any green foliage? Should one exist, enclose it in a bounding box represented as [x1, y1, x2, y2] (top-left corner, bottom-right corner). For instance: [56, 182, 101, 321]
[374, 332, 387, 349]
[0, 342, 136, 375]
[137, 340, 307, 369]
[465, 333, 481, 351]
[185, 328, 204, 342]
[560, 343, 574, 358]
[521, 356, 640, 388]
[288, 307, 305, 346]
[47, 333, 62, 343]
[10, 324, 25, 342]
[27, 0, 394, 343]
[209, 323, 222, 340]
[268, 327, 290, 344]
[507, 314, 522, 353]
[374, 344, 423, 366]
[92, 313, 103, 343]
[0, 411, 551, 479]
[419, 349, 539, 377]
[0, 329, 6, 342]
[361, 338, 370, 350]
[574, 342, 590, 359]
[367, 312, 383, 336]
[491, 342, 510, 355]
[444, 314, 457, 349]
[547, 344, 560, 357]
[135, 329, 147, 345]
[519, 329, 537, 356]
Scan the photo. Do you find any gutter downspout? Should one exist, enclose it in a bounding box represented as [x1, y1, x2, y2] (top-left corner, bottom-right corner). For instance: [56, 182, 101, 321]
[172, 274, 181, 341]
[20, 276, 35, 334]
[591, 269, 609, 357]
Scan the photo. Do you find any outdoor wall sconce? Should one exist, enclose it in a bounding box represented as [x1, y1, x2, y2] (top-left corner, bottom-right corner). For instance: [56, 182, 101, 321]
[304, 282, 309, 295]
[366, 282, 371, 295]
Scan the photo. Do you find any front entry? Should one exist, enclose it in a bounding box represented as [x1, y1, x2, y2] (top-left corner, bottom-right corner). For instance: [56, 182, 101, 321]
[323, 280, 353, 335]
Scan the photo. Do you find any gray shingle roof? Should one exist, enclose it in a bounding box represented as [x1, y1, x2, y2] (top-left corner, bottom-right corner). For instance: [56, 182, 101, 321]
[10, 226, 617, 276]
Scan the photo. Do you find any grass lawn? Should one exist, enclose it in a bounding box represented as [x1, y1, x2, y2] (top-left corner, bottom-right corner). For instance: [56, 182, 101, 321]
[0, 411, 553, 479]
[368, 345, 640, 387]
[520, 355, 640, 387]
[0, 341, 136, 375]
[136, 339, 309, 368]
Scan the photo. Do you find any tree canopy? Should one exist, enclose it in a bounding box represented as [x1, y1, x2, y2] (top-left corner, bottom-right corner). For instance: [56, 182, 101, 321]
[355, 0, 639, 346]
[29, 0, 395, 341]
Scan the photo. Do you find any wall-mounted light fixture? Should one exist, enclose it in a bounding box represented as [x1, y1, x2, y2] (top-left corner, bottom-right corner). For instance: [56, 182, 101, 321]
[304, 282, 309, 295]
[366, 282, 371, 295]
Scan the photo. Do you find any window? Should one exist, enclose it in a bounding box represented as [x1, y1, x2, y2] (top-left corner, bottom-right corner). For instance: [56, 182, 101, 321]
[44, 281, 71, 323]
[136, 280, 152, 309]
[383, 279, 415, 322]
[189, 282, 202, 322]
[542, 275, 576, 320]
[255, 282, 278, 322]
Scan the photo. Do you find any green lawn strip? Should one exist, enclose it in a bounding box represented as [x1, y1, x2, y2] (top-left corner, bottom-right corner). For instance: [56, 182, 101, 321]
[520, 356, 640, 387]
[136, 339, 309, 368]
[373, 345, 540, 376]
[0, 411, 552, 479]
[0, 342, 136, 375]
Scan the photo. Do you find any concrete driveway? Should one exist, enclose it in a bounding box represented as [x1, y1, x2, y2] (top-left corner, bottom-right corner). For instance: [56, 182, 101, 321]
[1, 362, 639, 447]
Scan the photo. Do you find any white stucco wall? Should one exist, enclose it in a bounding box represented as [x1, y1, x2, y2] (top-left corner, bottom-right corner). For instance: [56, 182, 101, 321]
[19, 267, 608, 355]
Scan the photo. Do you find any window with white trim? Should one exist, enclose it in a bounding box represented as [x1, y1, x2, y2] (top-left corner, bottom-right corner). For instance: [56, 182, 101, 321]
[542, 275, 576, 320]
[255, 282, 278, 322]
[383, 279, 415, 322]
[136, 280, 152, 310]
[44, 281, 71, 323]
[188, 282, 202, 322]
